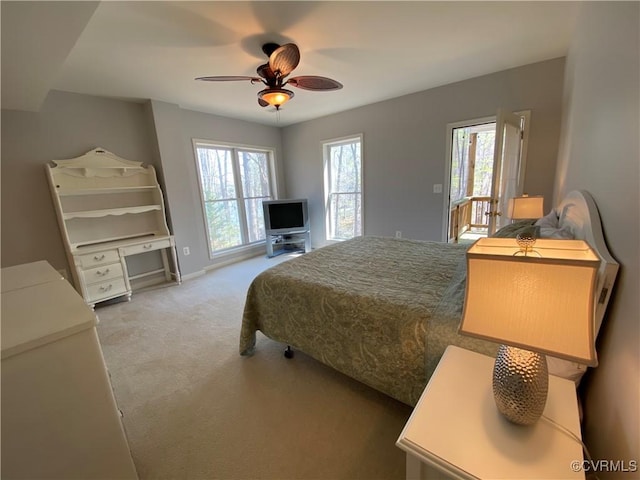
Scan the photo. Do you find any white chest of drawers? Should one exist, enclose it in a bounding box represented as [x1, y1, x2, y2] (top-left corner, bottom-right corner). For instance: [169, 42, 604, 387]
[1, 261, 138, 479]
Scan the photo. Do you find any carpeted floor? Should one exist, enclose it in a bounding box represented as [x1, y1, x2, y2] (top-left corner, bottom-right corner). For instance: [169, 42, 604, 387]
[95, 253, 412, 480]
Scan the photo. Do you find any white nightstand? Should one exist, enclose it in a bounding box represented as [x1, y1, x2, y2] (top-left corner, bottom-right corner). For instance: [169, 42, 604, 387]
[396, 346, 584, 480]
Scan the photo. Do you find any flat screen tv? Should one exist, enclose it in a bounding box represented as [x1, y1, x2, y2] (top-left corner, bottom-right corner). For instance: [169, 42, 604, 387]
[263, 199, 309, 235]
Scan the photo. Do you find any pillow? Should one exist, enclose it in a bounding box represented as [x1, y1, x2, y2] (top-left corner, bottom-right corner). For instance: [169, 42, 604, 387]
[535, 209, 574, 239]
[492, 219, 537, 238]
[539, 226, 574, 239]
[535, 210, 560, 229]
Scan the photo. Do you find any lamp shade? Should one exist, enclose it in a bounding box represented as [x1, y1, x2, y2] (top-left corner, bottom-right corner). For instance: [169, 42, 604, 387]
[508, 195, 544, 219]
[459, 238, 600, 366]
[258, 88, 294, 108]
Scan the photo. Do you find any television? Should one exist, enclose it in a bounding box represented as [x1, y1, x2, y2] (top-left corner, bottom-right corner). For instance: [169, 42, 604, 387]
[263, 199, 309, 235]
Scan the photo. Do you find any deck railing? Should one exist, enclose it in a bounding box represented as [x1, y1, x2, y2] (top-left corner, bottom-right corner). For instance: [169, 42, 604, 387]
[449, 196, 491, 242]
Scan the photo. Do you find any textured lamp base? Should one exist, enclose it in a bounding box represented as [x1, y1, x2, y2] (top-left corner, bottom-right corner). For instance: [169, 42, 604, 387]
[493, 345, 549, 426]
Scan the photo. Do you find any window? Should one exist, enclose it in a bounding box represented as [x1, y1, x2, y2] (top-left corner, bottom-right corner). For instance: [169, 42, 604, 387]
[450, 123, 496, 204]
[194, 141, 275, 256]
[323, 135, 363, 240]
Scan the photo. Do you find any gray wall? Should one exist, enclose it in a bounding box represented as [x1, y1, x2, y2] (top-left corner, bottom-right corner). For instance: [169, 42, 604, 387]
[281, 58, 565, 247]
[555, 2, 639, 470]
[1, 91, 157, 274]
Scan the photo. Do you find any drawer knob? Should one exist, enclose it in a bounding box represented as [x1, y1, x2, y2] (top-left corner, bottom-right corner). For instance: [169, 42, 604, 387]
[96, 268, 110, 276]
[94, 254, 106, 261]
[99, 284, 113, 292]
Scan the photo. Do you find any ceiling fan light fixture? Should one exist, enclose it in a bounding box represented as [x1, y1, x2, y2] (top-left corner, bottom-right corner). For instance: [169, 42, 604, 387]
[258, 88, 294, 109]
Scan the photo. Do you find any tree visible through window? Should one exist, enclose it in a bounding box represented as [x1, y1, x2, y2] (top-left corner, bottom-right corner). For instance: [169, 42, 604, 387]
[194, 143, 274, 256]
[450, 124, 496, 203]
[323, 136, 363, 240]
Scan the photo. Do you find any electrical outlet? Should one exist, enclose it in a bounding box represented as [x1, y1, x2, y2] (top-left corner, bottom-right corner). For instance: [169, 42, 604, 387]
[433, 184, 443, 194]
[395, 231, 402, 239]
[183, 247, 190, 256]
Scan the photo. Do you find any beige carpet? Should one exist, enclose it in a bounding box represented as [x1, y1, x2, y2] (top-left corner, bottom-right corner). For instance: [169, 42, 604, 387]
[95, 253, 412, 480]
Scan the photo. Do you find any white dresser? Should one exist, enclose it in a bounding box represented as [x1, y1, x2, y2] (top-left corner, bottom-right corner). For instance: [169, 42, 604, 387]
[1, 261, 138, 479]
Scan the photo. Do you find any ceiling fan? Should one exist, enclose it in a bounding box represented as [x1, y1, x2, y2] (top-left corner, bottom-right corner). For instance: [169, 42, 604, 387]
[196, 42, 343, 110]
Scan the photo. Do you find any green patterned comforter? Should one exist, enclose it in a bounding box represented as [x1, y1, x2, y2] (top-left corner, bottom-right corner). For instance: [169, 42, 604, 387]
[239, 236, 496, 406]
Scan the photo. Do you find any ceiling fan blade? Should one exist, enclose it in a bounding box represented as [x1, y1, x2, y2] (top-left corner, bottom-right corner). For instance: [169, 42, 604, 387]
[196, 76, 261, 82]
[269, 43, 300, 77]
[256, 63, 276, 81]
[261, 42, 281, 57]
[288, 76, 343, 91]
[258, 98, 269, 107]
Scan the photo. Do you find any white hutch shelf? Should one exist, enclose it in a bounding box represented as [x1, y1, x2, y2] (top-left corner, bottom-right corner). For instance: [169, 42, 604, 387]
[46, 148, 180, 306]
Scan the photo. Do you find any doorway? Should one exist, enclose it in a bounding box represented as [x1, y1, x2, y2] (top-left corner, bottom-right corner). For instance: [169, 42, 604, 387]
[444, 110, 529, 243]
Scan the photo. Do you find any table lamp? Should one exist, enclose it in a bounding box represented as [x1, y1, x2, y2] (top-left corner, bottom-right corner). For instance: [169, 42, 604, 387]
[507, 194, 544, 255]
[507, 194, 544, 220]
[458, 237, 600, 425]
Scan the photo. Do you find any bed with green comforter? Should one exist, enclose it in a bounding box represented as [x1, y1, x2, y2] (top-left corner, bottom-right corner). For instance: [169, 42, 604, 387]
[239, 236, 496, 406]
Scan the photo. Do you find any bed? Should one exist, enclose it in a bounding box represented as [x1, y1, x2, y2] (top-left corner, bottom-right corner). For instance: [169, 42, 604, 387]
[239, 190, 618, 406]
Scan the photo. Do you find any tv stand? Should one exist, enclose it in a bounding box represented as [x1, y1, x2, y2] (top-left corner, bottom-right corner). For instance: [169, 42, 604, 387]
[266, 230, 310, 258]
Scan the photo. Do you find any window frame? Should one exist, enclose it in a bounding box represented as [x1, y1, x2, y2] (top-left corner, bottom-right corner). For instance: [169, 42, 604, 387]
[322, 134, 364, 241]
[192, 139, 278, 258]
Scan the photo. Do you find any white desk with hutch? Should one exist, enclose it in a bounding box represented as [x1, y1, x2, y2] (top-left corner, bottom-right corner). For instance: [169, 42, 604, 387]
[46, 148, 180, 307]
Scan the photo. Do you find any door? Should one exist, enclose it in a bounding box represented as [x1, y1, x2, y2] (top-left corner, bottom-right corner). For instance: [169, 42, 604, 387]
[486, 110, 526, 234]
[444, 110, 529, 242]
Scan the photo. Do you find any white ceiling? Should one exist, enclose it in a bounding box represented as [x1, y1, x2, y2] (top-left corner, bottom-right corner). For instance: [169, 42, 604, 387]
[1, 1, 580, 127]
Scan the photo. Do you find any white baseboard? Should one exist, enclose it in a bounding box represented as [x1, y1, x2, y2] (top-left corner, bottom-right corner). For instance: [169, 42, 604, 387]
[180, 270, 206, 282]
[178, 245, 265, 280]
[204, 248, 264, 272]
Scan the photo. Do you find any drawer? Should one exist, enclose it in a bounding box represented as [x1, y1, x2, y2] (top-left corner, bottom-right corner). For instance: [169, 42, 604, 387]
[77, 250, 120, 268]
[86, 278, 128, 303]
[80, 262, 124, 285]
[119, 238, 171, 257]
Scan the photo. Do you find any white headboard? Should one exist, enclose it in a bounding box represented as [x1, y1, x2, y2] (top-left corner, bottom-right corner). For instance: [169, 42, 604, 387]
[556, 190, 619, 338]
